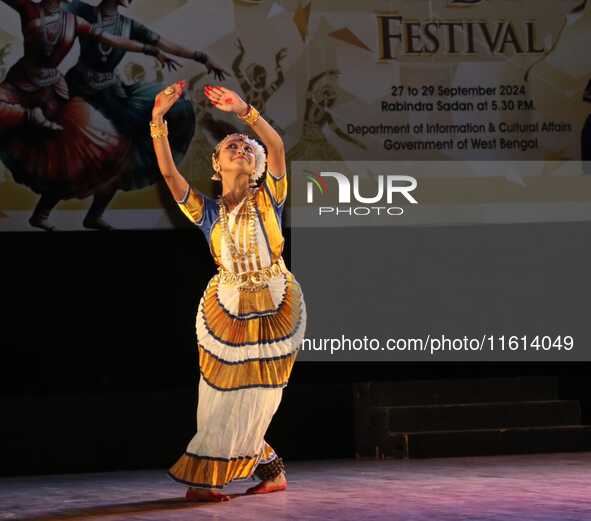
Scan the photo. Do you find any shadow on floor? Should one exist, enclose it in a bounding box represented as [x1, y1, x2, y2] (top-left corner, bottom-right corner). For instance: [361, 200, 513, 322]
[12, 494, 247, 521]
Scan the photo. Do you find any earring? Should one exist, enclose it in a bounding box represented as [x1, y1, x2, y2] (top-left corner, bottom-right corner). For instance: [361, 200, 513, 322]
[249, 169, 258, 187]
[211, 156, 221, 181]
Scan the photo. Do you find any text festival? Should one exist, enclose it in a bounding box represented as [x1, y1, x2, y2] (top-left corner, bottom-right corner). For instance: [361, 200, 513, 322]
[376, 15, 547, 58]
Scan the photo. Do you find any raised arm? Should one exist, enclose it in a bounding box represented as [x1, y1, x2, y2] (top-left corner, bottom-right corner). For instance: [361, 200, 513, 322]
[264, 47, 287, 102]
[232, 39, 251, 94]
[150, 81, 190, 200]
[76, 17, 180, 71]
[204, 85, 286, 177]
[151, 82, 211, 226]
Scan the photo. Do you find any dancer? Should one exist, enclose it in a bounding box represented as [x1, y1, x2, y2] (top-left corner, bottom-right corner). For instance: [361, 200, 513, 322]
[0, 0, 177, 231]
[151, 81, 306, 502]
[233, 38, 286, 128]
[65, 0, 227, 230]
[287, 69, 365, 163]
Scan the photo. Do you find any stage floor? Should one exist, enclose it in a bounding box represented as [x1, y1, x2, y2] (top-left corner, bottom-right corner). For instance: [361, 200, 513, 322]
[1, 453, 590, 521]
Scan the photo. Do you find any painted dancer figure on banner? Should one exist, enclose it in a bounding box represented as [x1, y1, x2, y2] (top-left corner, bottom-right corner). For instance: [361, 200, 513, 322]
[151, 81, 306, 501]
[182, 72, 239, 189]
[64, 0, 228, 230]
[287, 69, 366, 163]
[0, 0, 179, 231]
[233, 38, 286, 130]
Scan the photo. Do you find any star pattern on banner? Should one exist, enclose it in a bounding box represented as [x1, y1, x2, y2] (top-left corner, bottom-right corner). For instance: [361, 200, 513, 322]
[328, 28, 372, 52]
[293, 1, 311, 42]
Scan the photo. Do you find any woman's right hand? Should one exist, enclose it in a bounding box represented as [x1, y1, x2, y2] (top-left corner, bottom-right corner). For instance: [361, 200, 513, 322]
[152, 80, 186, 121]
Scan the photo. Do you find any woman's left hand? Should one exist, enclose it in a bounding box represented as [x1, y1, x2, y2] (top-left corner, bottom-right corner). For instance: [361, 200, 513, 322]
[203, 85, 248, 115]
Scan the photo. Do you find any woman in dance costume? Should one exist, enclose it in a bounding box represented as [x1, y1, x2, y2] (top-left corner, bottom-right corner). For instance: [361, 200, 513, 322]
[0, 0, 177, 230]
[151, 81, 306, 502]
[65, 0, 227, 230]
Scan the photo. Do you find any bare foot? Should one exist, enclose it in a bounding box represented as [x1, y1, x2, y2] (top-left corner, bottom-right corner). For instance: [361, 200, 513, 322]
[246, 472, 287, 495]
[185, 487, 230, 502]
[83, 217, 114, 231]
[29, 216, 56, 231]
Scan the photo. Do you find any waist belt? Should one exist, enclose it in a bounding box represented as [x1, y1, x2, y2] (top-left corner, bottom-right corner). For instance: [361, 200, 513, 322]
[216, 259, 287, 289]
[73, 62, 118, 90]
[23, 63, 60, 87]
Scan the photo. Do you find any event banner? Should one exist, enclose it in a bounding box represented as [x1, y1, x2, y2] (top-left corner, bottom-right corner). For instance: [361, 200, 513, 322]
[0, 0, 590, 230]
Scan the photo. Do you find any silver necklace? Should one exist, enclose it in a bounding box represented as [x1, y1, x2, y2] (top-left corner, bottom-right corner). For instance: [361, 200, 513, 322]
[97, 9, 118, 63]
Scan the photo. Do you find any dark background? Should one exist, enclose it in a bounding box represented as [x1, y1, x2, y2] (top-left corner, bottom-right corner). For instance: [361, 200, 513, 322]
[1, 224, 590, 476]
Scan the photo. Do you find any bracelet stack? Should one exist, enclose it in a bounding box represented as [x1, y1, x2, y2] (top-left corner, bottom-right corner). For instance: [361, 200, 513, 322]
[237, 104, 261, 126]
[142, 44, 158, 57]
[150, 119, 168, 139]
[192, 51, 208, 64]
